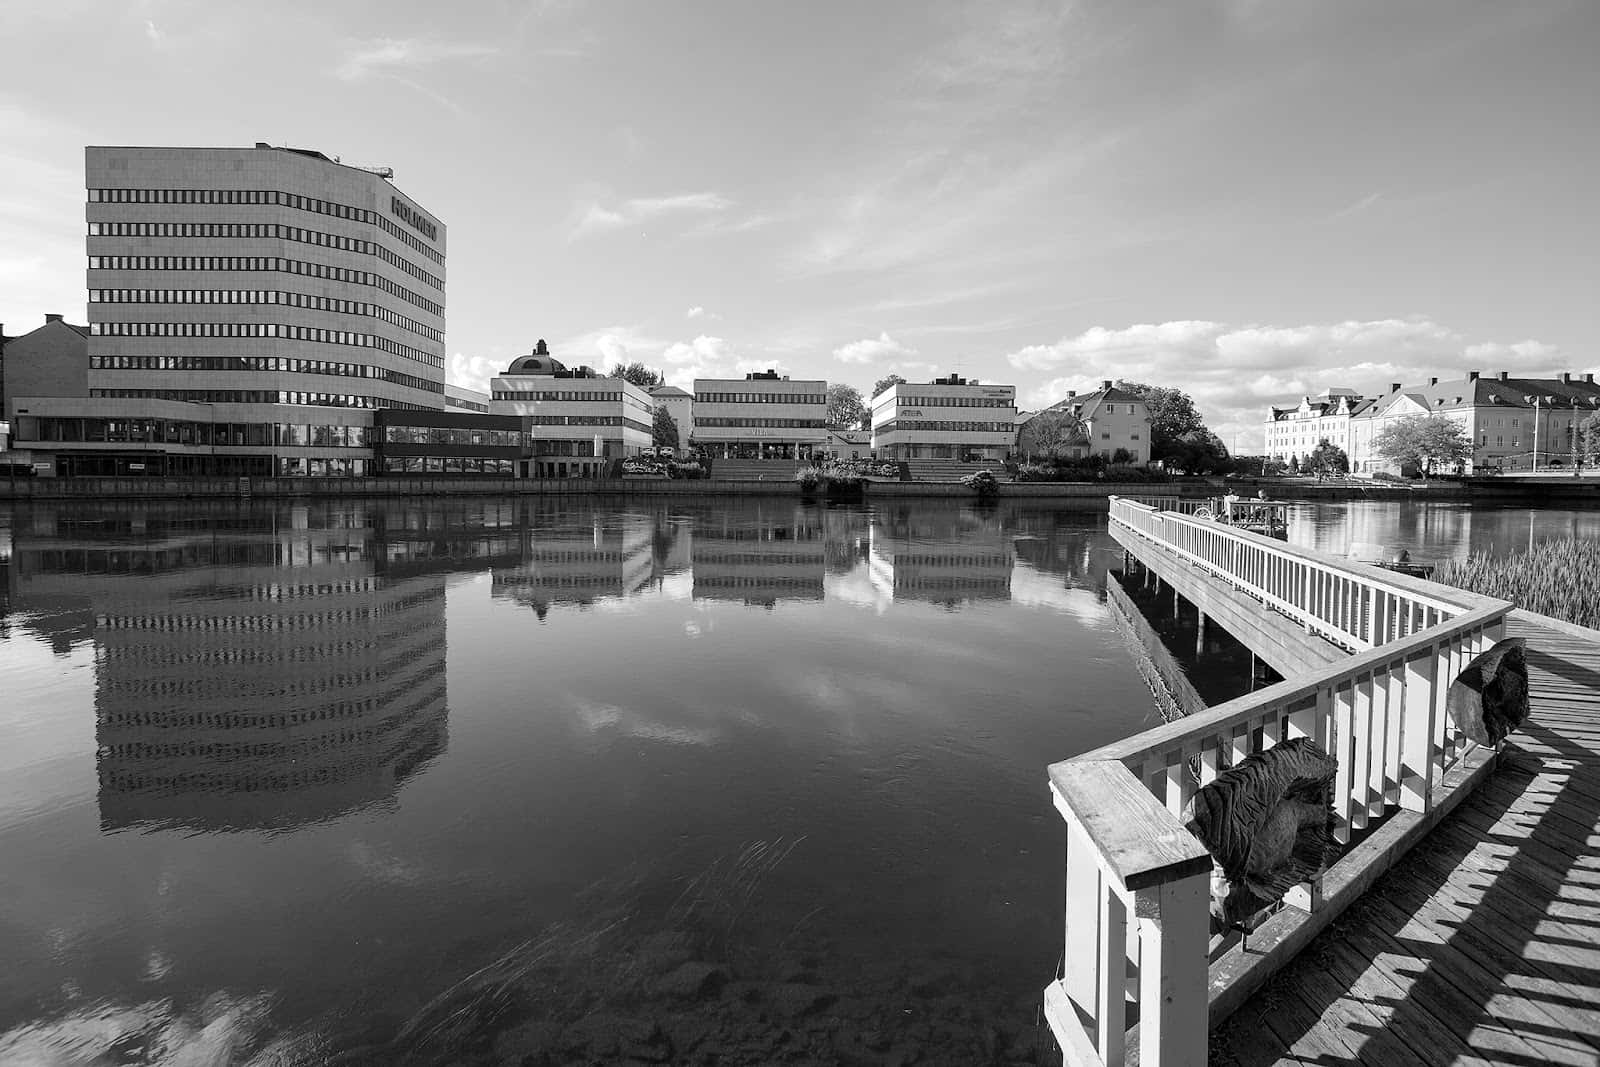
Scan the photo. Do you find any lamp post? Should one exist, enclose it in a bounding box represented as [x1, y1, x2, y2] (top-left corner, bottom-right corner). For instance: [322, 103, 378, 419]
[1524, 394, 1543, 473]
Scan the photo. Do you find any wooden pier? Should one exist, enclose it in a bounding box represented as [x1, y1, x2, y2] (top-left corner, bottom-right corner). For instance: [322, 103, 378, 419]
[1209, 613, 1600, 1067]
[1045, 498, 1600, 1067]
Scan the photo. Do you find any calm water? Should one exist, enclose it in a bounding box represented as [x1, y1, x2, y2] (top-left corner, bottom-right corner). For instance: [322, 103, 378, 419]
[1, 496, 1588, 1064]
[0, 497, 1166, 1065]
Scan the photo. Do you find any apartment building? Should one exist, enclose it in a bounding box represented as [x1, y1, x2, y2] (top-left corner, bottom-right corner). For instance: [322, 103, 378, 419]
[7, 144, 450, 476]
[692, 371, 827, 460]
[869, 374, 1016, 461]
[488, 343, 653, 477]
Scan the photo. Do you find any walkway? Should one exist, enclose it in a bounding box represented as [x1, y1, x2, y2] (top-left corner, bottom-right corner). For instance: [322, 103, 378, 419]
[1209, 614, 1600, 1067]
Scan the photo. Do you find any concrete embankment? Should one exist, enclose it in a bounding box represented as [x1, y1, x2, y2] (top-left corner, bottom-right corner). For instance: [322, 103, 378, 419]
[0, 474, 1594, 503]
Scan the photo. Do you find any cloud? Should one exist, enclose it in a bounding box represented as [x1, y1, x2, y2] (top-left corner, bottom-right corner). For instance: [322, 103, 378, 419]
[1005, 318, 1576, 452]
[448, 352, 502, 393]
[686, 306, 721, 321]
[833, 332, 919, 365]
[335, 38, 498, 81]
[571, 192, 733, 238]
[144, 19, 162, 45]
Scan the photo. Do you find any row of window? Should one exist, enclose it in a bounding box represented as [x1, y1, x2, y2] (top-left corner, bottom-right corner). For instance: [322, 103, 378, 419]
[526, 415, 653, 434]
[89, 321, 442, 370]
[491, 389, 654, 415]
[445, 396, 489, 413]
[381, 426, 523, 447]
[492, 388, 627, 402]
[894, 396, 1014, 408]
[875, 420, 1017, 434]
[89, 388, 433, 410]
[20, 416, 371, 447]
[89, 220, 444, 291]
[89, 186, 445, 266]
[695, 417, 827, 429]
[87, 289, 444, 344]
[381, 456, 519, 475]
[88, 255, 444, 317]
[89, 355, 442, 394]
[696, 392, 826, 405]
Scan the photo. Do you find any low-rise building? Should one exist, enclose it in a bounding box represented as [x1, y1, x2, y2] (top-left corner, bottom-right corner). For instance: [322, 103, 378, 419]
[647, 385, 694, 448]
[489, 341, 653, 477]
[373, 408, 524, 476]
[1347, 370, 1600, 475]
[823, 428, 871, 460]
[2, 314, 90, 423]
[869, 374, 1016, 461]
[1263, 389, 1367, 465]
[1016, 380, 1151, 463]
[693, 370, 827, 460]
[444, 383, 491, 414]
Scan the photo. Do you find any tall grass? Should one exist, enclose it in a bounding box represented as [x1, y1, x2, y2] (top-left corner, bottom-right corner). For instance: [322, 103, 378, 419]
[1434, 538, 1600, 629]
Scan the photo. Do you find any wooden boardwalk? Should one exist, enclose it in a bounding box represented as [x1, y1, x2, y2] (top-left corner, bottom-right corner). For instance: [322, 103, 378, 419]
[1210, 614, 1600, 1067]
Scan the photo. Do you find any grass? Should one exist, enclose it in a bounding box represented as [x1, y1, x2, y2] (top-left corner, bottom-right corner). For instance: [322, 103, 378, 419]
[1433, 538, 1600, 629]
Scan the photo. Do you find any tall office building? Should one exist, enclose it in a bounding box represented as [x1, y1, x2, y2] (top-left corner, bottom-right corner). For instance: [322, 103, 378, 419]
[65, 144, 446, 476]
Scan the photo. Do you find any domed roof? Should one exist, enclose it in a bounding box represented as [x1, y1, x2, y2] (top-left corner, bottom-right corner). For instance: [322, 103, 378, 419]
[504, 354, 568, 376]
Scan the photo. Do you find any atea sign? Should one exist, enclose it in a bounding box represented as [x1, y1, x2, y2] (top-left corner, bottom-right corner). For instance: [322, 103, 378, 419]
[391, 197, 438, 242]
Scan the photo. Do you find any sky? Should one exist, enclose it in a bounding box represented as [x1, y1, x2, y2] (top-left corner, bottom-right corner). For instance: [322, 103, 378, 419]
[2, 0, 1597, 449]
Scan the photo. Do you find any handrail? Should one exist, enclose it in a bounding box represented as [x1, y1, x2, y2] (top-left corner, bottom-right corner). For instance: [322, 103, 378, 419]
[1046, 498, 1513, 1067]
[1109, 496, 1493, 652]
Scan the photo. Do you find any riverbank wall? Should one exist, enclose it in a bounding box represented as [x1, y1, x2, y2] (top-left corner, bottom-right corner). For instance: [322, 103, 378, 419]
[0, 475, 1595, 504]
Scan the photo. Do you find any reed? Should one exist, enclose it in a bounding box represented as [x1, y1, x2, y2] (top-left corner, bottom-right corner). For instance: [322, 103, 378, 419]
[1434, 538, 1600, 629]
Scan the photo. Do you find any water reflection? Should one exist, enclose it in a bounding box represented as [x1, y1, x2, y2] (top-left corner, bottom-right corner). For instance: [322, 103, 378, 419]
[0, 496, 1199, 1064]
[7, 504, 449, 833]
[1285, 500, 1600, 564]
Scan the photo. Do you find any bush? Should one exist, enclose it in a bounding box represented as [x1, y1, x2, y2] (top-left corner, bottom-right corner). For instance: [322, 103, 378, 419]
[961, 469, 1000, 498]
[1370, 471, 1408, 483]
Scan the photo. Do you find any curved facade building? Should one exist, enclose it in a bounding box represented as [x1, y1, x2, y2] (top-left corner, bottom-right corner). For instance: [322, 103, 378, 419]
[69, 144, 447, 476]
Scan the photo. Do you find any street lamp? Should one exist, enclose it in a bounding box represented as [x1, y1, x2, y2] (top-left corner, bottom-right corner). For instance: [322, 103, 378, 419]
[1524, 395, 1542, 473]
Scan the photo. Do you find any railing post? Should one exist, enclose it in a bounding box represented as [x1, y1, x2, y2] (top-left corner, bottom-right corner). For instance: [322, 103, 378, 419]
[1135, 875, 1210, 1067]
[1400, 647, 1438, 811]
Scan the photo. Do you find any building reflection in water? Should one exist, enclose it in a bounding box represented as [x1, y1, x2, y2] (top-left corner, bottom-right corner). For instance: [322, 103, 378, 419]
[490, 499, 691, 618]
[868, 504, 1014, 608]
[7, 503, 450, 833]
[691, 503, 824, 608]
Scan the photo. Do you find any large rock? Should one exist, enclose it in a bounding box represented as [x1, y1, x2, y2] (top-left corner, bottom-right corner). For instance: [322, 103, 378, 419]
[652, 961, 729, 1001]
[1446, 637, 1530, 745]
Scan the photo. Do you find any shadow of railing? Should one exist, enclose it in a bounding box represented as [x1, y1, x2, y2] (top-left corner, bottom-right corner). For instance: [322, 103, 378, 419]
[1209, 648, 1600, 1066]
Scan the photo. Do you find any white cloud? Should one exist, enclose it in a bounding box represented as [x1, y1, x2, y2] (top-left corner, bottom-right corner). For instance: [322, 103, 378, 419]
[1005, 318, 1578, 452]
[833, 332, 918, 365]
[447, 352, 502, 393]
[335, 38, 498, 81]
[571, 192, 732, 239]
[686, 306, 706, 319]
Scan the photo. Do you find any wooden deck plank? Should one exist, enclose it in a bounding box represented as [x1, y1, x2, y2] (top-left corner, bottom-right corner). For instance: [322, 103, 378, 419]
[1209, 615, 1600, 1067]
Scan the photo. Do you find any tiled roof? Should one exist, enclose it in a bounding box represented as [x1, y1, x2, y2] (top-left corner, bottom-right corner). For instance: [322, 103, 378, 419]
[649, 385, 692, 398]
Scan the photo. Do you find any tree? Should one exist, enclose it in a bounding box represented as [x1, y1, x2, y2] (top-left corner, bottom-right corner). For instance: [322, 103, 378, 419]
[870, 373, 907, 399]
[1372, 414, 1473, 478]
[1306, 439, 1349, 479]
[1115, 380, 1207, 458]
[652, 405, 680, 450]
[608, 361, 662, 388]
[1162, 430, 1232, 475]
[826, 383, 869, 430]
[1019, 408, 1086, 459]
[1578, 412, 1600, 469]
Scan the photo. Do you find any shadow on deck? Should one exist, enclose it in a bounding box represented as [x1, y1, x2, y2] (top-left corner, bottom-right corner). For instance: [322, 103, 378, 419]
[1209, 621, 1600, 1067]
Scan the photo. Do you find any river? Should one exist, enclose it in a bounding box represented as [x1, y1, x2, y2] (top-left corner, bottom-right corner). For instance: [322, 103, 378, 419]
[0, 496, 1587, 1065]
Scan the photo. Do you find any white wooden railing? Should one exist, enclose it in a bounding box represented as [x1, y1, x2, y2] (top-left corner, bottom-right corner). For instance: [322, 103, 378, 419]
[1044, 497, 1512, 1067]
